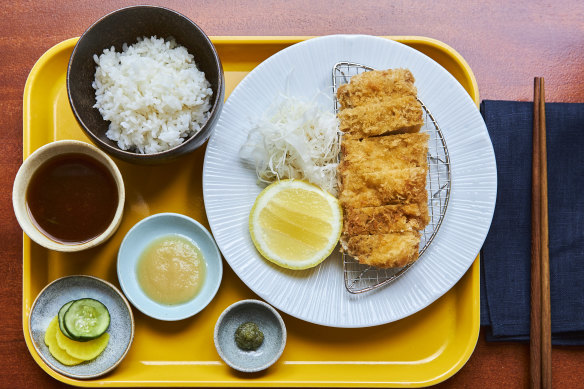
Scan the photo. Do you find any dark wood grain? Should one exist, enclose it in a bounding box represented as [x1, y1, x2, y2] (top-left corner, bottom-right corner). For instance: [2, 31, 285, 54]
[537, 78, 552, 389]
[531, 77, 543, 389]
[1, 1, 584, 388]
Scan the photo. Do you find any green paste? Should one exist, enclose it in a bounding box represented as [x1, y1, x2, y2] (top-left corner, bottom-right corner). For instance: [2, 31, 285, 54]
[234, 322, 264, 350]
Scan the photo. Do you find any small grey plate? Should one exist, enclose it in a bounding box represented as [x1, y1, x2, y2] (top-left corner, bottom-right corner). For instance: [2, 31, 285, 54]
[214, 299, 286, 373]
[29, 275, 134, 379]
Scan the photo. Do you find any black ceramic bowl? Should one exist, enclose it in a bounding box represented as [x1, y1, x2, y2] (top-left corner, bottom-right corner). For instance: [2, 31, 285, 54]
[67, 6, 224, 164]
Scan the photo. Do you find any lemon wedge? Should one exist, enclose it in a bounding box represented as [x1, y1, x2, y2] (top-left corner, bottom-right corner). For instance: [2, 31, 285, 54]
[249, 180, 342, 270]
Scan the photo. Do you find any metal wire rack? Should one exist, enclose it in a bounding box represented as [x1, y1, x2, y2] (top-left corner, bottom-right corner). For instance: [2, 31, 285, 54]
[332, 62, 452, 294]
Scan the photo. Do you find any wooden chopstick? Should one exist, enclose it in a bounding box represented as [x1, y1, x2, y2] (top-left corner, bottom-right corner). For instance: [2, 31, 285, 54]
[537, 77, 552, 389]
[531, 77, 552, 389]
[530, 77, 543, 389]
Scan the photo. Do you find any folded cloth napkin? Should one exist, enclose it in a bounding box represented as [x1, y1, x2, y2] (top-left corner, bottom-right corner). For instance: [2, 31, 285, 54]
[480, 100, 584, 345]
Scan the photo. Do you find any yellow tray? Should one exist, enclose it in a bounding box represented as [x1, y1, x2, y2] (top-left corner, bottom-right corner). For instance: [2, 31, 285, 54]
[22, 36, 480, 387]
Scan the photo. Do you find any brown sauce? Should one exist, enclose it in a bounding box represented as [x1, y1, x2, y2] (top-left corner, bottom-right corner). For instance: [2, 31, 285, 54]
[26, 153, 118, 244]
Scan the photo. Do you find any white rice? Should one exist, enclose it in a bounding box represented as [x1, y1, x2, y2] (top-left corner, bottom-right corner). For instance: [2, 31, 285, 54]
[92, 36, 213, 154]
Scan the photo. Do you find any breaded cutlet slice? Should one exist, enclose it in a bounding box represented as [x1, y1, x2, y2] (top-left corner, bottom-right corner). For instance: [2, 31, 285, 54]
[341, 231, 421, 268]
[343, 202, 429, 236]
[338, 166, 428, 208]
[337, 68, 418, 109]
[340, 133, 429, 173]
[338, 96, 424, 138]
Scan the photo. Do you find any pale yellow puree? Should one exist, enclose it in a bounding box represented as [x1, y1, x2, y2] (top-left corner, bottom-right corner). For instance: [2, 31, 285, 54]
[137, 234, 206, 305]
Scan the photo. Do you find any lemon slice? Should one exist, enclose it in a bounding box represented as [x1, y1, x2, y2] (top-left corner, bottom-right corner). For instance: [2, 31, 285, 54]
[249, 180, 342, 270]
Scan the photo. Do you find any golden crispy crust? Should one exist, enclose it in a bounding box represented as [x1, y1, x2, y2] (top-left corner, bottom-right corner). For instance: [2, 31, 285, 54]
[337, 68, 418, 109]
[341, 231, 421, 268]
[340, 133, 429, 173]
[343, 202, 429, 236]
[336, 68, 429, 269]
[338, 96, 423, 138]
[339, 166, 428, 208]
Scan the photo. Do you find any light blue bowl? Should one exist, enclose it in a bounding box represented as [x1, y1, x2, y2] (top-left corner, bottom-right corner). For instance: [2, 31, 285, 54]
[117, 213, 222, 321]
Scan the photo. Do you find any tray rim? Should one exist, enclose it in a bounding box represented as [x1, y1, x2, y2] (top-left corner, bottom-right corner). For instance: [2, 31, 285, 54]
[21, 35, 480, 387]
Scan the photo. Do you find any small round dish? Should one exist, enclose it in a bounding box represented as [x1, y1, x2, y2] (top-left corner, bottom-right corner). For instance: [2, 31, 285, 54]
[214, 299, 286, 373]
[67, 5, 225, 164]
[12, 140, 125, 252]
[28, 275, 134, 380]
[117, 213, 222, 321]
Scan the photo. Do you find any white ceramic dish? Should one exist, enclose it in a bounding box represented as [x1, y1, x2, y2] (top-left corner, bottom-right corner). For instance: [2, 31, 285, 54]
[203, 34, 497, 327]
[117, 213, 223, 321]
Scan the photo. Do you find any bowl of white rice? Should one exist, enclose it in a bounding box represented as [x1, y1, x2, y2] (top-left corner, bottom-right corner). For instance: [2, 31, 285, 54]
[67, 5, 224, 164]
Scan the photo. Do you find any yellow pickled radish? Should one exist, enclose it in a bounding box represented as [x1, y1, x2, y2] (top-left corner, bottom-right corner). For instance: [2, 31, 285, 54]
[56, 325, 110, 360]
[44, 316, 84, 366]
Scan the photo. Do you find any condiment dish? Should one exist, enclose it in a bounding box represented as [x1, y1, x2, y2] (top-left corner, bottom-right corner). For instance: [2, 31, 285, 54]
[214, 299, 287, 373]
[67, 5, 225, 164]
[117, 213, 223, 321]
[12, 140, 125, 252]
[29, 275, 134, 379]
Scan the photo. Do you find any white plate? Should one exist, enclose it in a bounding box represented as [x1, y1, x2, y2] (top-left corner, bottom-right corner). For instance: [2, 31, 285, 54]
[203, 35, 496, 327]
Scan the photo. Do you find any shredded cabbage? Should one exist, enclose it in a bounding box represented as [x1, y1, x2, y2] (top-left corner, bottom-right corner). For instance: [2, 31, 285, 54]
[240, 95, 341, 196]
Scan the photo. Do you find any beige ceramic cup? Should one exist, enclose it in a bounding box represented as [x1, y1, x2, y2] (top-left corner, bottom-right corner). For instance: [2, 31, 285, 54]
[13, 140, 125, 252]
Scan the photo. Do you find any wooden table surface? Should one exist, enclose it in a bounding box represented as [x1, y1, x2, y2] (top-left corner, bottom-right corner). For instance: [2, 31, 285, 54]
[1, 1, 583, 388]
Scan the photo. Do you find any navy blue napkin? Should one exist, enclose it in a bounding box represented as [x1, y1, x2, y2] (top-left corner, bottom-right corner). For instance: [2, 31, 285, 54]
[480, 100, 584, 345]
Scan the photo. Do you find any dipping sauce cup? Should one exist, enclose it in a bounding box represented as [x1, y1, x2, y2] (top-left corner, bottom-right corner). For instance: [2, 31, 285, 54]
[13, 140, 125, 252]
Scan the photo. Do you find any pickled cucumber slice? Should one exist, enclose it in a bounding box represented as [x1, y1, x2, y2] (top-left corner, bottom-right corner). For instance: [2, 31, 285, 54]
[58, 300, 75, 339]
[63, 298, 110, 341]
[44, 316, 83, 366]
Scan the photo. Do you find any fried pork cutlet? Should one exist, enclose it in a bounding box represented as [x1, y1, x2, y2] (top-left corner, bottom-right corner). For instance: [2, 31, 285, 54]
[340, 133, 429, 173]
[338, 96, 424, 138]
[336, 68, 430, 269]
[338, 166, 428, 209]
[336, 68, 418, 109]
[341, 231, 421, 268]
[343, 202, 429, 236]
